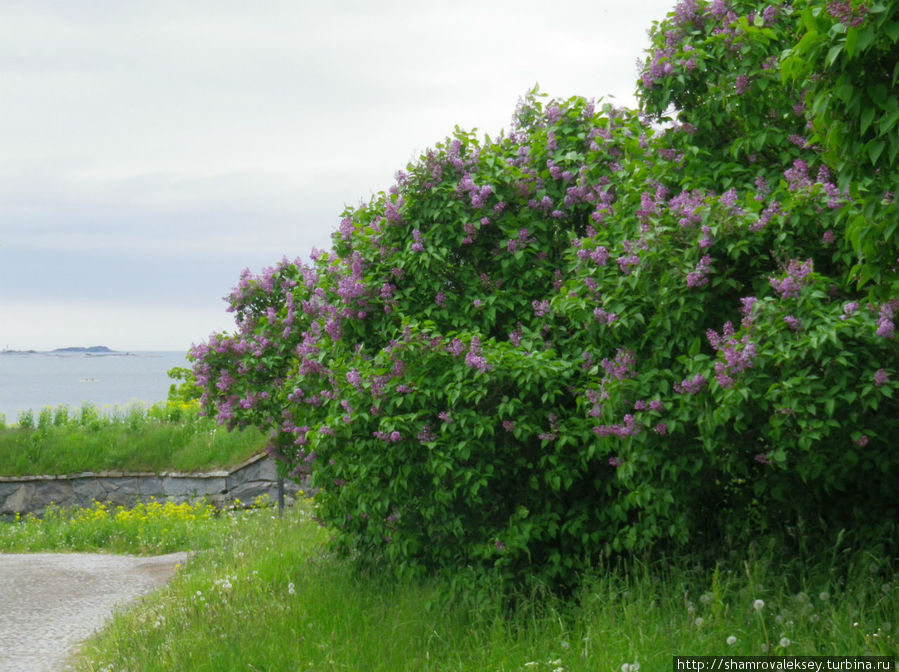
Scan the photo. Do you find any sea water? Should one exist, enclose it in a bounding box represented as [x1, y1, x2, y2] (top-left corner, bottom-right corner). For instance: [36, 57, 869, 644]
[0, 351, 191, 423]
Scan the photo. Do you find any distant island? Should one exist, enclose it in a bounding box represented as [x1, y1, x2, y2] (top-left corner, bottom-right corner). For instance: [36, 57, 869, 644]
[52, 346, 114, 353]
[1, 346, 133, 356]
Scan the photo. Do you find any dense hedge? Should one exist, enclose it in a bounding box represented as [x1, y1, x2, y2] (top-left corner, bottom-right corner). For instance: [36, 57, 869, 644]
[192, 0, 898, 586]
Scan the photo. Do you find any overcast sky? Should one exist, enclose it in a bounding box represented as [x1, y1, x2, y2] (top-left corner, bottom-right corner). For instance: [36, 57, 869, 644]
[1, 0, 675, 352]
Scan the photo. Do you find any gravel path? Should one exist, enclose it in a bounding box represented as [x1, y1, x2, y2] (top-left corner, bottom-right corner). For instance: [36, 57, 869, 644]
[0, 552, 188, 672]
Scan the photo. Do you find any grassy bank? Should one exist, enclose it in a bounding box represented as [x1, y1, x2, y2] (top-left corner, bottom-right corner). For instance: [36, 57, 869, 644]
[0, 401, 266, 476]
[4, 499, 890, 670]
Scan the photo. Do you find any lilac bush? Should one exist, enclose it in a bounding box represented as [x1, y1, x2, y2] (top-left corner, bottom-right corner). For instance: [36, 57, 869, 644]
[192, 1, 898, 586]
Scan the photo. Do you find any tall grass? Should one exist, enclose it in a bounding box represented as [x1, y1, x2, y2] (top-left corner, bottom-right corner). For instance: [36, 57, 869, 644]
[0, 401, 266, 476]
[46, 502, 896, 671]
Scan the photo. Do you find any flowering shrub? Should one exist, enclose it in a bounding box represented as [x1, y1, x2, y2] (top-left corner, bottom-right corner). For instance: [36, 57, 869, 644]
[192, 1, 898, 586]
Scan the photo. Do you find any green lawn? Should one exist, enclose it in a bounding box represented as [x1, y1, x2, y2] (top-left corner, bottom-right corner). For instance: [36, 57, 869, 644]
[4, 499, 891, 671]
[0, 402, 266, 476]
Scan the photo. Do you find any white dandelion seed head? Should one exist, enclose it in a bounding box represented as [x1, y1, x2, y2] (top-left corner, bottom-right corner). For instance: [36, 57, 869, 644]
[753, 599, 765, 611]
[726, 635, 737, 646]
[779, 637, 791, 648]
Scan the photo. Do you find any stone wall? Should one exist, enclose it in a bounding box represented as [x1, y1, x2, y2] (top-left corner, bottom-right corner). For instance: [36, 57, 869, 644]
[0, 453, 302, 519]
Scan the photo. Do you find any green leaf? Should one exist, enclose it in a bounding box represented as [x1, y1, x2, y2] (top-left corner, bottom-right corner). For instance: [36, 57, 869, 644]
[868, 140, 886, 165]
[826, 43, 843, 66]
[860, 106, 876, 135]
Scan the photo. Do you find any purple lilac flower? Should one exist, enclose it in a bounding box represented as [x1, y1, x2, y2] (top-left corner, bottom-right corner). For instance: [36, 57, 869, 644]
[601, 349, 636, 380]
[465, 337, 490, 373]
[876, 302, 896, 339]
[637, 191, 660, 222]
[617, 254, 640, 275]
[707, 322, 757, 388]
[827, 0, 869, 27]
[411, 229, 424, 252]
[785, 159, 812, 191]
[755, 453, 770, 465]
[669, 189, 706, 228]
[593, 307, 618, 325]
[438, 411, 452, 424]
[735, 74, 750, 95]
[417, 425, 435, 443]
[855, 434, 869, 447]
[608, 457, 622, 467]
[593, 414, 641, 438]
[770, 259, 813, 299]
[783, 315, 802, 331]
[346, 369, 362, 389]
[750, 201, 782, 232]
[874, 369, 889, 387]
[502, 420, 515, 432]
[675, 373, 707, 395]
[687, 254, 713, 288]
[653, 423, 668, 436]
[709, 0, 729, 16]
[740, 297, 758, 327]
[842, 301, 859, 320]
[533, 299, 551, 317]
[822, 230, 836, 244]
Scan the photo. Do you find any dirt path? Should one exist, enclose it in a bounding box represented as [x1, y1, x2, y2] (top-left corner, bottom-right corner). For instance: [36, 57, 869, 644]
[0, 552, 187, 672]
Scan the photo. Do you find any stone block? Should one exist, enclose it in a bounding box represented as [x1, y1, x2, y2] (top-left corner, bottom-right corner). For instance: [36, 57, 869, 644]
[162, 476, 225, 498]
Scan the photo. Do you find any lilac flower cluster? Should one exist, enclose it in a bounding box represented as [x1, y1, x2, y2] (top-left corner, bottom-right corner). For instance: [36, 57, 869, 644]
[601, 349, 636, 381]
[826, 0, 869, 26]
[577, 245, 610, 266]
[770, 259, 813, 299]
[876, 301, 896, 339]
[686, 255, 713, 288]
[373, 430, 403, 443]
[593, 307, 618, 325]
[749, 201, 782, 232]
[465, 337, 491, 372]
[668, 189, 706, 228]
[593, 413, 641, 438]
[675, 373, 707, 395]
[707, 321, 757, 388]
[783, 315, 802, 331]
[457, 172, 494, 209]
[784, 159, 812, 191]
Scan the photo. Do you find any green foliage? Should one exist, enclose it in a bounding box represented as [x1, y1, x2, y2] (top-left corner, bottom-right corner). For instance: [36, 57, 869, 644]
[192, 1, 899, 589]
[782, 0, 899, 289]
[166, 366, 202, 405]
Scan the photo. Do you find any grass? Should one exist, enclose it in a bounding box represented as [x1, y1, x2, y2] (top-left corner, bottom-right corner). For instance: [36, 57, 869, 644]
[0, 401, 266, 476]
[4, 499, 894, 671]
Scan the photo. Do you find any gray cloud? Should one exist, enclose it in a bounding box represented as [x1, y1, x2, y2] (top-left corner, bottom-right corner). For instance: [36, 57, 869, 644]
[0, 0, 675, 350]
